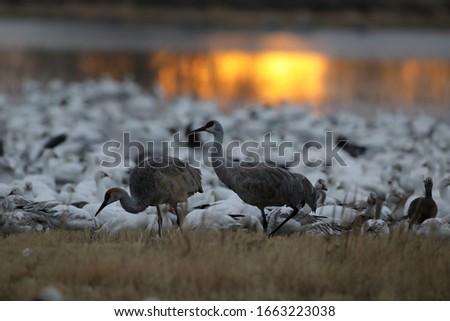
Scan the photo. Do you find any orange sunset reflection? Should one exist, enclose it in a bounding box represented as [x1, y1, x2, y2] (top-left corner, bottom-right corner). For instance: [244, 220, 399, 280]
[1, 49, 449, 117]
[149, 51, 329, 108]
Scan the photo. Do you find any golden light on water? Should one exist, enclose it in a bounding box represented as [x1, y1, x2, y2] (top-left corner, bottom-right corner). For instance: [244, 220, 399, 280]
[253, 52, 328, 105]
[0, 49, 449, 117]
[150, 51, 329, 107]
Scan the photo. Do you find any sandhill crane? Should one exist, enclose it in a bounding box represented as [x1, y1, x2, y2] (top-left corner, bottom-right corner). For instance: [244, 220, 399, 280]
[407, 177, 438, 227]
[95, 156, 202, 237]
[191, 120, 316, 235]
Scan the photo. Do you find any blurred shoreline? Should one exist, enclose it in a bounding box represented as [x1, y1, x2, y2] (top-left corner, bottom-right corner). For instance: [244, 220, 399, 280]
[1, 3, 449, 119]
[0, 4, 449, 29]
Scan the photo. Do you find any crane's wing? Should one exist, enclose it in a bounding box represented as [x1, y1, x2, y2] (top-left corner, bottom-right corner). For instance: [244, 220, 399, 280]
[163, 157, 203, 195]
[131, 157, 202, 204]
[222, 161, 296, 207]
[292, 173, 317, 210]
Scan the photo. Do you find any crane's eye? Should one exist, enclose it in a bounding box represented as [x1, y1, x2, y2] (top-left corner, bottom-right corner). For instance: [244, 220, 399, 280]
[206, 121, 215, 128]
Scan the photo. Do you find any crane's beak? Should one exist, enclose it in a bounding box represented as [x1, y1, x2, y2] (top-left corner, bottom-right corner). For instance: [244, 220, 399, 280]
[322, 187, 328, 191]
[190, 125, 207, 134]
[95, 200, 109, 217]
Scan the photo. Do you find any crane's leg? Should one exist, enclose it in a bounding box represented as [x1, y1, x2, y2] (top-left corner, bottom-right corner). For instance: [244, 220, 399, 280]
[156, 205, 163, 238]
[268, 207, 299, 237]
[175, 204, 181, 227]
[173, 202, 191, 254]
[260, 208, 268, 231]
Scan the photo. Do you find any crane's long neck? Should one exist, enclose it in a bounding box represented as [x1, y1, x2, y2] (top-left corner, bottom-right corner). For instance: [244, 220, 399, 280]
[119, 190, 147, 214]
[210, 129, 231, 179]
[211, 129, 224, 160]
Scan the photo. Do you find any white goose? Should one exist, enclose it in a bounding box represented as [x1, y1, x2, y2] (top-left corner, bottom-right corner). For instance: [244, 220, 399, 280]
[361, 194, 390, 236]
[436, 176, 450, 217]
[314, 203, 360, 227]
[183, 207, 241, 231]
[415, 217, 450, 240]
[99, 210, 154, 236]
[74, 170, 116, 203]
[266, 206, 341, 237]
[98, 205, 175, 236]
[0, 193, 46, 235]
[41, 150, 84, 186]
[23, 200, 97, 231]
[363, 192, 392, 221]
[314, 179, 338, 207]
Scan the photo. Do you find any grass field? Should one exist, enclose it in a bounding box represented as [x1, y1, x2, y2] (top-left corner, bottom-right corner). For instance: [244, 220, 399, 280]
[1, 229, 449, 300]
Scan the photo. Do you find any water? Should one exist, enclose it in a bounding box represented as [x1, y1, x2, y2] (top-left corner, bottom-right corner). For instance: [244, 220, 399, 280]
[0, 18, 449, 119]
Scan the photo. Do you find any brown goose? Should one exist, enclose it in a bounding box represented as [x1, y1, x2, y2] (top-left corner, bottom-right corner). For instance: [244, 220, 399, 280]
[407, 177, 437, 228]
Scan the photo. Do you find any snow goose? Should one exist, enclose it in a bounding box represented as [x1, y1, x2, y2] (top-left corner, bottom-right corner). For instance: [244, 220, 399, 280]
[361, 195, 390, 235]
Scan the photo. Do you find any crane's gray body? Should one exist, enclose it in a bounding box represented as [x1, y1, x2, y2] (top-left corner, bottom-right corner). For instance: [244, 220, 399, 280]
[129, 156, 203, 210]
[214, 160, 316, 212]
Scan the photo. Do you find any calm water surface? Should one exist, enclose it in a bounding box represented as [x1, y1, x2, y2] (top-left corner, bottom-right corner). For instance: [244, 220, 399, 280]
[0, 19, 449, 119]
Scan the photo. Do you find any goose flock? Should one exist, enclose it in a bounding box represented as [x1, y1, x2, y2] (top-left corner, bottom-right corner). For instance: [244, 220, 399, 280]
[0, 78, 449, 239]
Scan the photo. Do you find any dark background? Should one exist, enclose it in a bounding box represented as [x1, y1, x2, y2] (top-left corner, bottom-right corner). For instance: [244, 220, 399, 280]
[1, 0, 449, 28]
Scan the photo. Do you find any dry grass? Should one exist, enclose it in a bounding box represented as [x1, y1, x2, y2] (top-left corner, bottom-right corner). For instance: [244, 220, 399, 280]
[0, 229, 449, 300]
